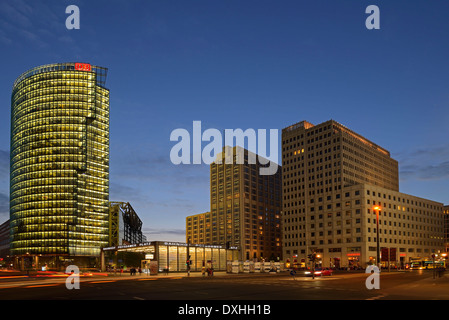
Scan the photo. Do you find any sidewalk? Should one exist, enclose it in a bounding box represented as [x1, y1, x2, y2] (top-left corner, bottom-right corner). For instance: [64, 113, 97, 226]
[379, 270, 449, 299]
[0, 269, 290, 280]
[100, 270, 288, 280]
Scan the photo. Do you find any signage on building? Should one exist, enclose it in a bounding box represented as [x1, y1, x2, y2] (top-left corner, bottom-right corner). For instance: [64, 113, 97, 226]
[75, 63, 91, 71]
[347, 253, 360, 257]
[162, 241, 235, 250]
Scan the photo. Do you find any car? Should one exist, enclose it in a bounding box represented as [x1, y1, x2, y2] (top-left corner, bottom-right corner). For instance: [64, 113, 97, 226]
[304, 268, 333, 277]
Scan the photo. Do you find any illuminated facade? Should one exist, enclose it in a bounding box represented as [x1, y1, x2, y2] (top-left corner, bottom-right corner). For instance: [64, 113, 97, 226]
[185, 212, 211, 245]
[444, 205, 449, 252]
[282, 120, 445, 269]
[10, 63, 109, 266]
[109, 201, 146, 247]
[102, 241, 239, 273]
[187, 146, 282, 262]
[0, 220, 10, 261]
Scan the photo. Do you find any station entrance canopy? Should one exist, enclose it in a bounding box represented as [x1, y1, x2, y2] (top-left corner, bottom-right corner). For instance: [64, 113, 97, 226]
[101, 241, 239, 272]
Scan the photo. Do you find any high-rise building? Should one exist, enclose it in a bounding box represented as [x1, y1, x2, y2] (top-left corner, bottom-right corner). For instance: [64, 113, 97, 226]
[282, 120, 445, 269]
[186, 212, 211, 245]
[0, 220, 10, 263]
[10, 63, 109, 268]
[109, 202, 145, 246]
[283, 120, 399, 193]
[187, 146, 282, 261]
[444, 205, 449, 252]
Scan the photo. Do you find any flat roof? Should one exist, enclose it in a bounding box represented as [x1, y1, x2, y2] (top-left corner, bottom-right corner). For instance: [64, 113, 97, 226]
[102, 241, 239, 252]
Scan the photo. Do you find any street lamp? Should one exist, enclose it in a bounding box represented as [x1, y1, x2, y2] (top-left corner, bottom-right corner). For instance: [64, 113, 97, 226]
[442, 253, 447, 267]
[316, 254, 322, 268]
[373, 206, 381, 269]
[187, 237, 191, 277]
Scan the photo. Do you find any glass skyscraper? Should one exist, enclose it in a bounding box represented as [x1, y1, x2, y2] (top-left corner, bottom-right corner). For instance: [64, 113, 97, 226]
[10, 63, 109, 266]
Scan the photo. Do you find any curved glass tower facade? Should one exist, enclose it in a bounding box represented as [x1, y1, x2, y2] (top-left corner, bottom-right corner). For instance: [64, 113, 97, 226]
[10, 63, 110, 260]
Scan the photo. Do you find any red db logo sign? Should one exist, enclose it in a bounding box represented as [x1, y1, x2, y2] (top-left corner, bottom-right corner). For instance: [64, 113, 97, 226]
[75, 63, 91, 71]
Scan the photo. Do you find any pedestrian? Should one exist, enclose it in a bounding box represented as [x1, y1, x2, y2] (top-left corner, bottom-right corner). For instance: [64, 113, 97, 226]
[138, 267, 142, 276]
[202, 267, 206, 277]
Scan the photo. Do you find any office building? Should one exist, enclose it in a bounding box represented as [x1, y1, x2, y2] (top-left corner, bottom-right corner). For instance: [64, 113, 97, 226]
[187, 146, 282, 261]
[444, 205, 449, 252]
[282, 120, 445, 268]
[109, 201, 146, 246]
[10, 63, 109, 269]
[186, 212, 211, 245]
[0, 220, 10, 265]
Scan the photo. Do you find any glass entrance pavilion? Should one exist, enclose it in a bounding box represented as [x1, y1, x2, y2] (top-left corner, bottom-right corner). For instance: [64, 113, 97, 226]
[102, 241, 239, 273]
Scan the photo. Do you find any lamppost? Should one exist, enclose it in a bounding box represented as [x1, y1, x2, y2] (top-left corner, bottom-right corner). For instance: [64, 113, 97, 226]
[373, 206, 381, 269]
[187, 237, 191, 277]
[442, 253, 447, 268]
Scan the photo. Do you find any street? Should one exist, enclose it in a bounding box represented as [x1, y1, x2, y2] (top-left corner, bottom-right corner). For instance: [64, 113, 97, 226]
[0, 269, 448, 301]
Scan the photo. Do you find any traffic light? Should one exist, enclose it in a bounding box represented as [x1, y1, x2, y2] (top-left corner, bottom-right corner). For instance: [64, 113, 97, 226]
[308, 253, 316, 262]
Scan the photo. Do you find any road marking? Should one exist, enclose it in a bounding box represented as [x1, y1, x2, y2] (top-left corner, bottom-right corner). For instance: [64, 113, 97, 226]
[365, 295, 385, 300]
[138, 278, 158, 281]
[133, 296, 145, 300]
[0, 276, 28, 279]
[24, 283, 61, 288]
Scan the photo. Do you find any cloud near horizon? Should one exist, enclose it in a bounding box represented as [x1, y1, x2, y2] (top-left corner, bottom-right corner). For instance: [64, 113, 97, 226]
[395, 144, 449, 182]
[142, 227, 186, 242]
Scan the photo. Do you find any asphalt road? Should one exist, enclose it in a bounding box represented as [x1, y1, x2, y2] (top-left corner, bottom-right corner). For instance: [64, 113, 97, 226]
[0, 269, 448, 301]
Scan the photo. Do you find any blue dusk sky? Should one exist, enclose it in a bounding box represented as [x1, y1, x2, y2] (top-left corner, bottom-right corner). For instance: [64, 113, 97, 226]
[0, 0, 448, 242]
